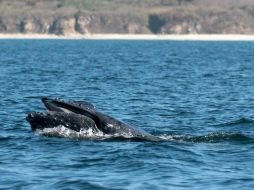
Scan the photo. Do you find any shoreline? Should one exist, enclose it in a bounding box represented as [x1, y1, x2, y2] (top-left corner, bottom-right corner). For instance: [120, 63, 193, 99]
[1, 33, 254, 41]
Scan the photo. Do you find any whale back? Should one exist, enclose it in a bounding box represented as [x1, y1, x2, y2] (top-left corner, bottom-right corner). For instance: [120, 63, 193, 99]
[72, 101, 96, 111]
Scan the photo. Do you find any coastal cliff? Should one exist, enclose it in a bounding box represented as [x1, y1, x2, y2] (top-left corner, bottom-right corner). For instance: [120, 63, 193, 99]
[1, 0, 254, 35]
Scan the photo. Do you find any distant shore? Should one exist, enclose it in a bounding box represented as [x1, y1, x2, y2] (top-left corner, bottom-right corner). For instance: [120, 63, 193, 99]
[1, 34, 254, 41]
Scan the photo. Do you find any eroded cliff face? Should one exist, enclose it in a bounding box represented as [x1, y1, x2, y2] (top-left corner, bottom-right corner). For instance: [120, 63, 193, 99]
[1, 0, 254, 35]
[148, 10, 254, 34]
[0, 12, 149, 35]
[0, 9, 254, 35]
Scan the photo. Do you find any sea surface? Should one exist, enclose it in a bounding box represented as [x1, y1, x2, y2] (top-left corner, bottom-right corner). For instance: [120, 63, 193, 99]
[0, 40, 254, 189]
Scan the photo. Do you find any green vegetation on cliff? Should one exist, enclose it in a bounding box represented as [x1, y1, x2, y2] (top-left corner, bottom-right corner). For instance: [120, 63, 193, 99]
[1, 0, 254, 34]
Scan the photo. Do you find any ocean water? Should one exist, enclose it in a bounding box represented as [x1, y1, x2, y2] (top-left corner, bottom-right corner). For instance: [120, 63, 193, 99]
[0, 40, 254, 189]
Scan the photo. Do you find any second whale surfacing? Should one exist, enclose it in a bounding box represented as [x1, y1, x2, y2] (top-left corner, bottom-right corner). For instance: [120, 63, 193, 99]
[26, 97, 160, 141]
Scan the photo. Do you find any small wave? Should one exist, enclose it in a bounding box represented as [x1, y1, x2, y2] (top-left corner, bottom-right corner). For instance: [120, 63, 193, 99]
[188, 132, 252, 143]
[34, 125, 152, 141]
[0, 136, 13, 142]
[34, 126, 253, 143]
[51, 180, 114, 190]
[159, 132, 253, 143]
[216, 118, 254, 127]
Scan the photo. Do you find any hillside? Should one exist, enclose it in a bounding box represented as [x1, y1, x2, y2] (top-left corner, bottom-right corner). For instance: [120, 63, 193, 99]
[1, 0, 254, 34]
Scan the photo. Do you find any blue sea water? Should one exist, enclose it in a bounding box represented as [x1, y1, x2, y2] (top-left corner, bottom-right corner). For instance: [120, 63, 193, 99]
[0, 40, 254, 189]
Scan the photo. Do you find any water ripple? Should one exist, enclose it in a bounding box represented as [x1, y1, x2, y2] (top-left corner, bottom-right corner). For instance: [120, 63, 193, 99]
[1, 40, 254, 189]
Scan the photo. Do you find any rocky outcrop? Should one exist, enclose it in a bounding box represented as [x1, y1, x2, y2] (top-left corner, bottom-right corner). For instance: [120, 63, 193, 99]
[49, 17, 76, 35]
[149, 13, 201, 34]
[0, 16, 20, 33]
[0, 18, 7, 32]
[0, 16, 51, 34]
[75, 14, 91, 34]
[20, 19, 34, 33]
[200, 10, 254, 34]
[148, 9, 254, 34]
[0, 13, 148, 35]
[74, 12, 147, 34]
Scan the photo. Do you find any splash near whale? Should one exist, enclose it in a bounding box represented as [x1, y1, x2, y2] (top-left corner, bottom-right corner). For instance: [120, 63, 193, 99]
[26, 97, 160, 141]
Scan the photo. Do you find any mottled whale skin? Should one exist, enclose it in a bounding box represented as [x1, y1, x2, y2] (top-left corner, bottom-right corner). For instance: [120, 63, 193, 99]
[26, 97, 159, 141]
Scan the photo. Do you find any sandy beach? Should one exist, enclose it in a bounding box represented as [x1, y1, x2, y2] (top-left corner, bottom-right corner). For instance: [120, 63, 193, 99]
[1, 33, 254, 41]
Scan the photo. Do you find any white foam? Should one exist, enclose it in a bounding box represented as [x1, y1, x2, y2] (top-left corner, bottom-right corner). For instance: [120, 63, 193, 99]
[157, 134, 186, 141]
[34, 125, 142, 140]
[35, 125, 104, 139]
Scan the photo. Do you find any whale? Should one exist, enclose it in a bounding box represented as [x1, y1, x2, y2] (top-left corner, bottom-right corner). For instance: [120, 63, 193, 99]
[26, 97, 160, 141]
